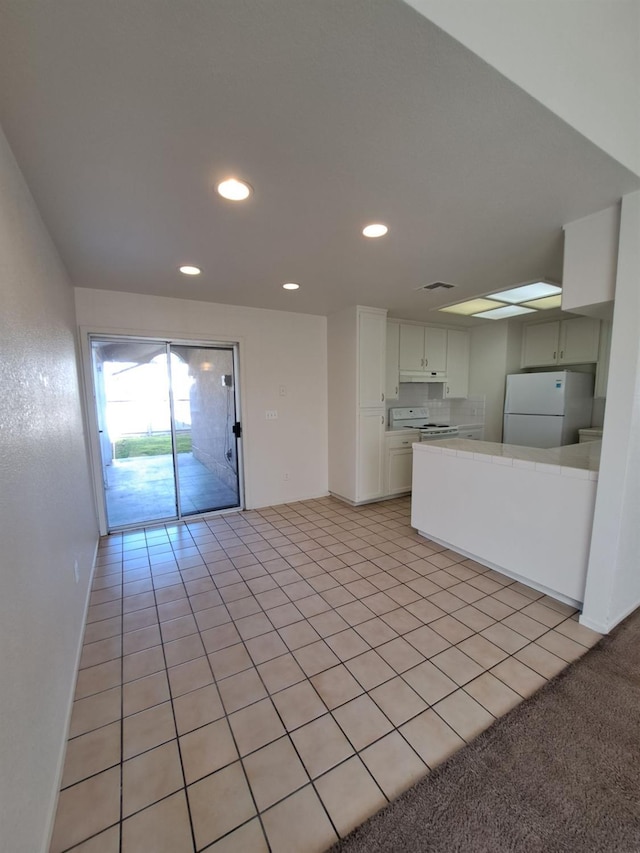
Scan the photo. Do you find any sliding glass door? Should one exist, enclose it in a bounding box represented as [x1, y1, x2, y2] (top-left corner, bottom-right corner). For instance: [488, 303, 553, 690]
[90, 337, 241, 530]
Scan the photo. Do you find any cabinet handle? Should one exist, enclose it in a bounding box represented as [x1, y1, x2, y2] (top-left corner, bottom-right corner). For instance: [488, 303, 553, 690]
[381, 415, 384, 424]
[402, 440, 409, 445]
[421, 358, 424, 367]
[560, 350, 564, 359]
[395, 386, 398, 396]
[425, 357, 428, 367]
[381, 392, 385, 402]
[446, 385, 450, 394]
[553, 351, 557, 359]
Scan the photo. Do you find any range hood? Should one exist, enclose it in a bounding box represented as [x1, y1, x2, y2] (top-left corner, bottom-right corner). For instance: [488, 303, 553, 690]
[399, 371, 447, 383]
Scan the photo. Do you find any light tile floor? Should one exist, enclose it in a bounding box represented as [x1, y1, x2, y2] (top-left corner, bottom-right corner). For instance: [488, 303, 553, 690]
[50, 495, 602, 853]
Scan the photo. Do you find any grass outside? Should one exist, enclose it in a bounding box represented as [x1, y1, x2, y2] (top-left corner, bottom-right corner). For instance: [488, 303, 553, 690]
[115, 432, 192, 459]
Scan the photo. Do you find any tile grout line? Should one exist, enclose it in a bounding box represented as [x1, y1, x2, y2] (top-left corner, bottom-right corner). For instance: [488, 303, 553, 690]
[165, 521, 274, 853]
[58, 496, 593, 852]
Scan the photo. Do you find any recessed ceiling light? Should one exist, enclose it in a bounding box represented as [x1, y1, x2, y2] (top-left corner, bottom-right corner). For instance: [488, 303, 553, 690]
[362, 223, 388, 238]
[282, 282, 299, 290]
[486, 282, 561, 303]
[179, 265, 201, 275]
[217, 178, 252, 201]
[473, 305, 538, 320]
[440, 298, 506, 316]
[521, 294, 563, 310]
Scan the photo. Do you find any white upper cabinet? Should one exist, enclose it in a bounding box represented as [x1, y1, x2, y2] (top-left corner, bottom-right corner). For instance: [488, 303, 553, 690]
[424, 328, 447, 374]
[385, 321, 400, 400]
[444, 330, 470, 398]
[559, 317, 601, 365]
[521, 317, 600, 369]
[399, 324, 425, 372]
[399, 324, 447, 376]
[521, 321, 560, 367]
[358, 308, 387, 408]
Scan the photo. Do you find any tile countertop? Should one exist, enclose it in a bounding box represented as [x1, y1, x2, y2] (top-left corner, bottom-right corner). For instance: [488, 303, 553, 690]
[413, 438, 601, 473]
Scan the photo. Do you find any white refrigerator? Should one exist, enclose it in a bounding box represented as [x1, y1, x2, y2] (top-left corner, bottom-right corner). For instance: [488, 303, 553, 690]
[503, 371, 594, 448]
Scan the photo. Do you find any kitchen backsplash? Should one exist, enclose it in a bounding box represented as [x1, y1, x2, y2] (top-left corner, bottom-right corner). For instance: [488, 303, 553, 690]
[386, 385, 485, 428]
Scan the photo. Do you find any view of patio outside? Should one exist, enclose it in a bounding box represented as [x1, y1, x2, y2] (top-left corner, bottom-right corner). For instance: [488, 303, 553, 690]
[94, 343, 239, 529]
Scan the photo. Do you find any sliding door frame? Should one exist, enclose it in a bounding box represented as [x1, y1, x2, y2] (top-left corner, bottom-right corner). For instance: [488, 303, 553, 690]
[79, 329, 245, 535]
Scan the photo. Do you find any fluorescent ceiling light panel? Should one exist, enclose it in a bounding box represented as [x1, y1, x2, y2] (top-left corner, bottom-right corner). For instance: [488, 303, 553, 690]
[521, 294, 563, 310]
[473, 305, 538, 320]
[486, 282, 561, 303]
[282, 282, 299, 290]
[179, 265, 201, 275]
[440, 298, 506, 316]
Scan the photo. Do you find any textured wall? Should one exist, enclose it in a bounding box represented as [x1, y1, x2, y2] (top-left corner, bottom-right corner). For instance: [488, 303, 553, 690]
[75, 288, 329, 510]
[0, 127, 98, 852]
[583, 191, 640, 632]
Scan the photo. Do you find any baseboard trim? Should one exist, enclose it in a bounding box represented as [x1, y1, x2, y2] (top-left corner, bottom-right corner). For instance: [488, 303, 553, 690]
[249, 491, 331, 510]
[416, 529, 582, 610]
[580, 598, 640, 635]
[42, 534, 100, 853]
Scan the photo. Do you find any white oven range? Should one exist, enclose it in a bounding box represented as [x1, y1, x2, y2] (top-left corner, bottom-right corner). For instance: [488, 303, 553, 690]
[389, 407, 459, 442]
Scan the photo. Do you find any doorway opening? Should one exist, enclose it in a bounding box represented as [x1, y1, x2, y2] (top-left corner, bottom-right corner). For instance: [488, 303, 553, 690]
[90, 336, 242, 530]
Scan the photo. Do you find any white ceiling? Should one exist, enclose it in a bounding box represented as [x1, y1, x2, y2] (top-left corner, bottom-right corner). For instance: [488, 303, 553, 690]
[0, 0, 637, 323]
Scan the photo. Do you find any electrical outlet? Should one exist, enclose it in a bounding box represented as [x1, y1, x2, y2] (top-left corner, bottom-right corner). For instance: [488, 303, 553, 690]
[279, 385, 287, 396]
[282, 472, 290, 481]
[265, 410, 278, 420]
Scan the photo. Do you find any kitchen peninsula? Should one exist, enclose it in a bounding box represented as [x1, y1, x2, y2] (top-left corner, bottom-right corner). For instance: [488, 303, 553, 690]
[411, 439, 601, 606]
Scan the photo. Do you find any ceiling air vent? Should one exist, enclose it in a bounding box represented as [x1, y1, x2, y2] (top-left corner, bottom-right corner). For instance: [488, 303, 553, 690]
[420, 281, 456, 291]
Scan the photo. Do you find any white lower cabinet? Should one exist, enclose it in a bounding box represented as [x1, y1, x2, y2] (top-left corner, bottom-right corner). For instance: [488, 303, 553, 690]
[384, 431, 418, 496]
[387, 448, 413, 495]
[357, 410, 385, 502]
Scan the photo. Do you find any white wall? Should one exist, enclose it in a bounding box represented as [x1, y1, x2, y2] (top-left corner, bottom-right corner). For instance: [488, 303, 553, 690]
[0, 128, 98, 852]
[407, 0, 640, 175]
[74, 289, 328, 510]
[582, 191, 640, 632]
[469, 322, 522, 442]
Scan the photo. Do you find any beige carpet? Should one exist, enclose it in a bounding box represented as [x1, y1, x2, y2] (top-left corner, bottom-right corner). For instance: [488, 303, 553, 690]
[331, 609, 640, 853]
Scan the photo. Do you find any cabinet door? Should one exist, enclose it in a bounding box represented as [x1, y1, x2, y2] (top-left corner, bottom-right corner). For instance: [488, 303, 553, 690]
[358, 310, 386, 408]
[444, 330, 469, 398]
[521, 321, 560, 368]
[385, 321, 400, 400]
[357, 410, 385, 502]
[399, 324, 425, 371]
[387, 448, 413, 495]
[559, 317, 600, 365]
[424, 327, 447, 373]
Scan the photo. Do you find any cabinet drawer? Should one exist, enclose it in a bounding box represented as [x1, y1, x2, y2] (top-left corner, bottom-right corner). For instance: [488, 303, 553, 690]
[458, 428, 484, 441]
[386, 431, 418, 449]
